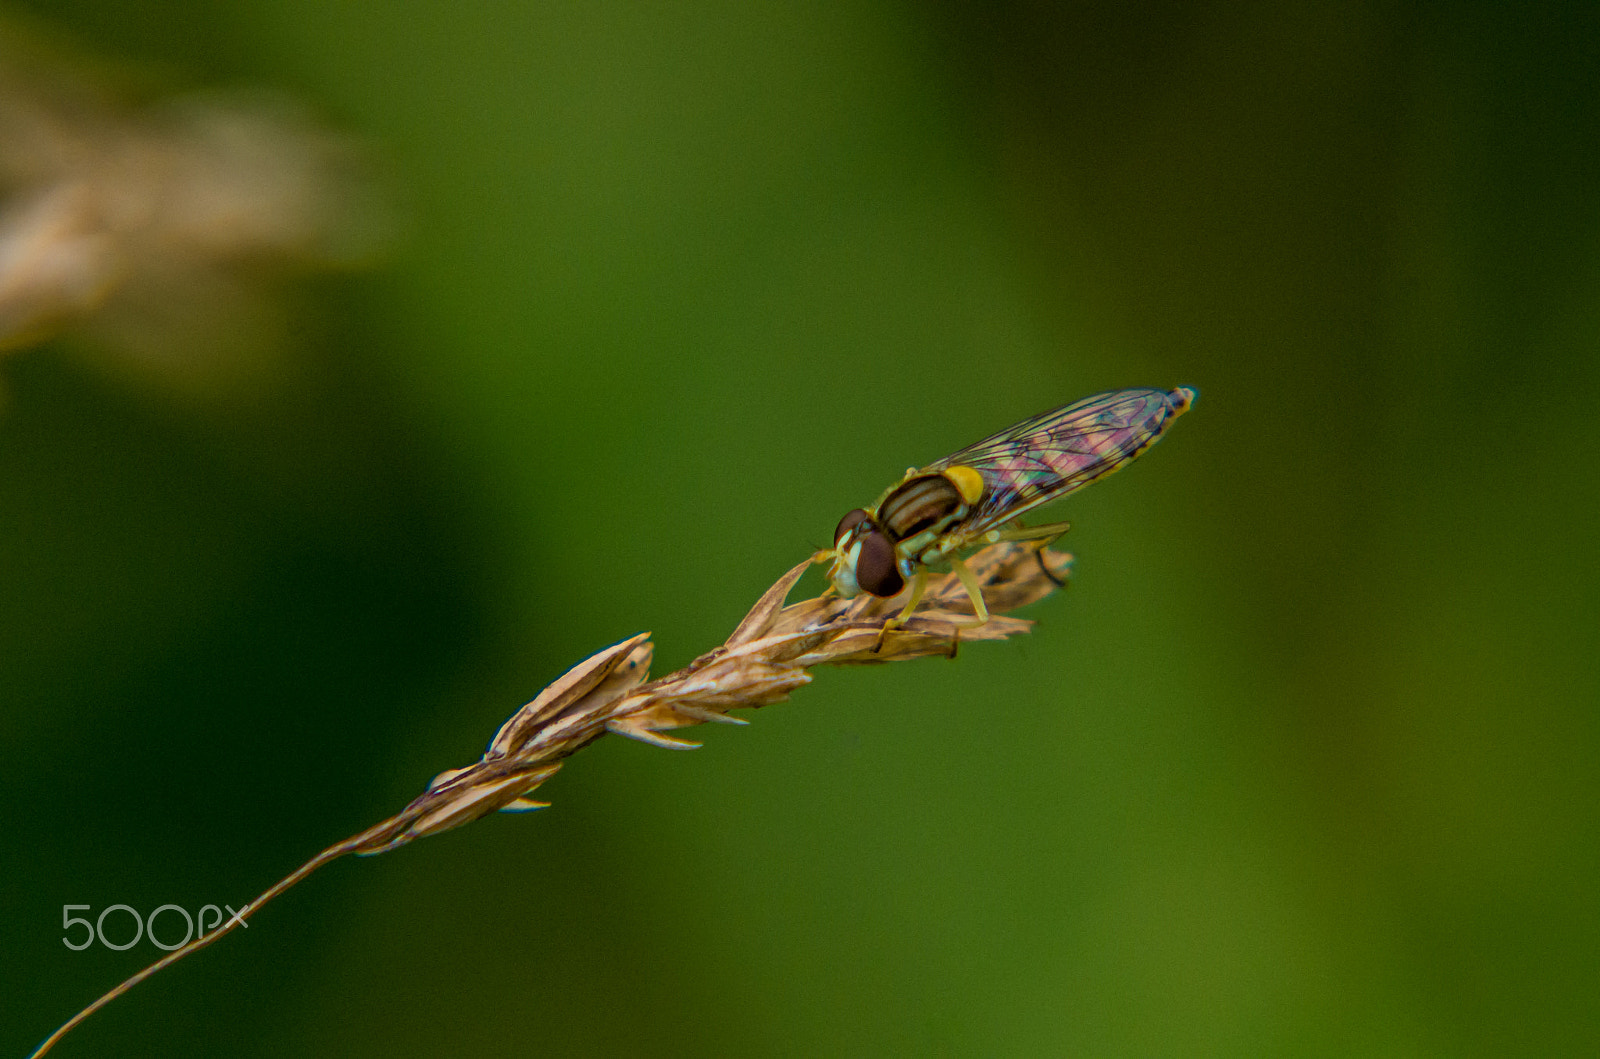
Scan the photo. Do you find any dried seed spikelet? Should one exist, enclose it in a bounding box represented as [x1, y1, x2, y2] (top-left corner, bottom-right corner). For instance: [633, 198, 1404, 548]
[353, 541, 1070, 855]
[487, 633, 653, 757]
[24, 541, 1076, 1059]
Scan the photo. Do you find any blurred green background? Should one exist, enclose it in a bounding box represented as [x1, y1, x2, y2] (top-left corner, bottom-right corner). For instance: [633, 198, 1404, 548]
[3, 1, 1597, 1055]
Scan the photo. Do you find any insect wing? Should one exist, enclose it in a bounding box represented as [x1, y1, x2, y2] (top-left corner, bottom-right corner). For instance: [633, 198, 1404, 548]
[928, 387, 1192, 535]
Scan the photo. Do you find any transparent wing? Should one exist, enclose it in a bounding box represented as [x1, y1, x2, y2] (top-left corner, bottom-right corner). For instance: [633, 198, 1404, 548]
[926, 387, 1194, 536]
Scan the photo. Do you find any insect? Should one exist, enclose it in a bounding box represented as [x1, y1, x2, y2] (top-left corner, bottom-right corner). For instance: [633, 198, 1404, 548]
[817, 386, 1196, 631]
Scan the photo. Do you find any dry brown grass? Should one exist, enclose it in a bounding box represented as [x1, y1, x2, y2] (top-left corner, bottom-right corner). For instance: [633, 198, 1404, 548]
[29, 540, 1070, 1057]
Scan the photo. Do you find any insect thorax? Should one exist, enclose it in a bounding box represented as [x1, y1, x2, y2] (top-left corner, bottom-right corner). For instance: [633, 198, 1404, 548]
[875, 472, 975, 561]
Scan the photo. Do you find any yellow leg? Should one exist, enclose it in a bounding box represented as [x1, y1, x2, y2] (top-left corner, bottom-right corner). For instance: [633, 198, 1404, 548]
[892, 565, 929, 625]
[812, 548, 840, 598]
[991, 520, 1070, 588]
[949, 554, 990, 628]
[872, 566, 926, 652]
[992, 519, 1070, 545]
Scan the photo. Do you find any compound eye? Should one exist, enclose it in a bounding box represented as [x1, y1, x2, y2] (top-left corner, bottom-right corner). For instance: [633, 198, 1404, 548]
[855, 529, 905, 597]
[834, 508, 870, 545]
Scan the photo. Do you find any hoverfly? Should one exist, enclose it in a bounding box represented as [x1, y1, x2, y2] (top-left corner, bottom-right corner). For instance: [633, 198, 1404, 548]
[818, 386, 1195, 629]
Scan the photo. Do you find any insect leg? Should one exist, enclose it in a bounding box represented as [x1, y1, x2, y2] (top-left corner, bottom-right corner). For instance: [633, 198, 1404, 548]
[873, 566, 928, 652]
[811, 548, 841, 598]
[1034, 549, 1067, 587]
[990, 520, 1072, 587]
[949, 554, 990, 627]
[893, 565, 930, 624]
[992, 519, 1071, 545]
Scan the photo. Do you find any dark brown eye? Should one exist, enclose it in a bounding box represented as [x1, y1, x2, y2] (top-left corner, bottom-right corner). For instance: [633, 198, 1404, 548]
[855, 529, 905, 597]
[834, 508, 870, 545]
